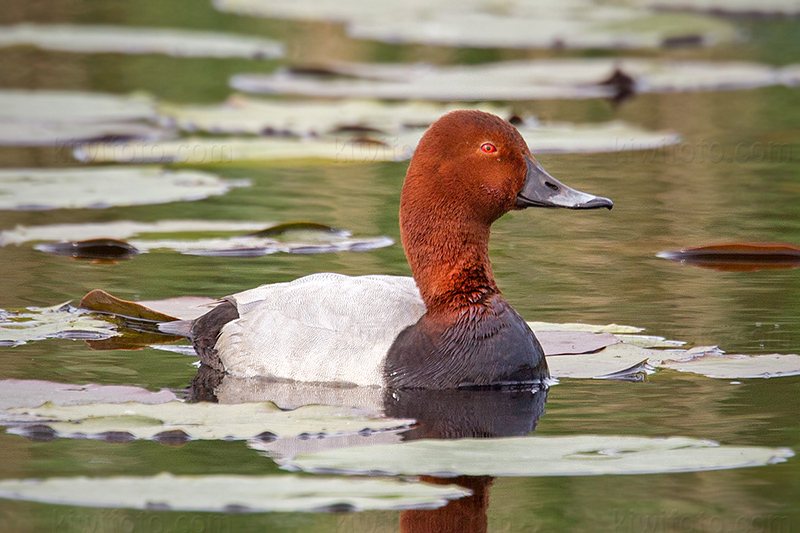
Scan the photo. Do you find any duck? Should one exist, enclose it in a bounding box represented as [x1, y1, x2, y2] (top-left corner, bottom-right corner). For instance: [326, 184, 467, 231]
[183, 110, 612, 389]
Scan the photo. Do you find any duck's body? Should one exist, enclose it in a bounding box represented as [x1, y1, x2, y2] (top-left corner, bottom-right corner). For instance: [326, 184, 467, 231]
[210, 273, 424, 385]
[188, 110, 612, 389]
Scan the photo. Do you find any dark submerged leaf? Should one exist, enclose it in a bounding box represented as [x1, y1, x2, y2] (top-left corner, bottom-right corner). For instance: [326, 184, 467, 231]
[657, 243, 800, 271]
[34, 239, 141, 261]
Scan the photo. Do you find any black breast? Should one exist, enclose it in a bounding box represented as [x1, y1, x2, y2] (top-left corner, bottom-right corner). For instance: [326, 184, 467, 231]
[189, 299, 239, 371]
[384, 295, 549, 389]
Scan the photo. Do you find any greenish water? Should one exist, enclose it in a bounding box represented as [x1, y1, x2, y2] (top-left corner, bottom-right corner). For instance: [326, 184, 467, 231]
[1, 1, 800, 531]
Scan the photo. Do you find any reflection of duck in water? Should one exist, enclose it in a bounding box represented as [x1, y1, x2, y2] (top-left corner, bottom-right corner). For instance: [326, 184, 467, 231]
[176, 110, 611, 389]
[190, 368, 547, 533]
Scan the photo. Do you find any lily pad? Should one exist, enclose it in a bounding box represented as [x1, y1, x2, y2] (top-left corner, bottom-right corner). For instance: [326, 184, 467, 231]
[74, 120, 680, 164]
[0, 121, 166, 146]
[6, 401, 414, 441]
[0, 303, 118, 347]
[131, 235, 395, 256]
[281, 435, 794, 477]
[613, 334, 685, 348]
[654, 346, 800, 379]
[649, 0, 800, 16]
[0, 379, 177, 411]
[657, 243, 800, 271]
[547, 343, 655, 380]
[0, 220, 270, 246]
[159, 96, 505, 136]
[73, 135, 417, 164]
[528, 321, 644, 334]
[346, 11, 735, 50]
[0, 474, 468, 513]
[231, 59, 798, 101]
[0, 90, 156, 123]
[214, 0, 737, 50]
[0, 167, 248, 210]
[0, 23, 283, 59]
[536, 331, 619, 356]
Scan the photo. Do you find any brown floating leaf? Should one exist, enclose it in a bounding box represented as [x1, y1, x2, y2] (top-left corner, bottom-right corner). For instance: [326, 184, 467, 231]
[657, 243, 800, 271]
[246, 222, 349, 239]
[85, 331, 185, 351]
[34, 239, 141, 261]
[79, 290, 178, 322]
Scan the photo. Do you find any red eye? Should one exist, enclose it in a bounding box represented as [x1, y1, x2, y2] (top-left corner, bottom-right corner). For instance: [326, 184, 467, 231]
[481, 143, 497, 154]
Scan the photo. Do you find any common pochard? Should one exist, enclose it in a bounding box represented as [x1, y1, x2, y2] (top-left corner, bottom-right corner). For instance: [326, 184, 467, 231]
[186, 110, 612, 389]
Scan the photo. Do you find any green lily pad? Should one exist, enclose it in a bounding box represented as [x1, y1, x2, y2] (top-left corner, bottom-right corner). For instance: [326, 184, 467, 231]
[282, 435, 794, 477]
[0, 23, 283, 59]
[527, 322, 644, 334]
[0, 90, 156, 123]
[231, 59, 797, 101]
[73, 135, 416, 164]
[0, 303, 118, 347]
[649, 0, 800, 16]
[0, 121, 166, 146]
[653, 346, 800, 379]
[0, 167, 248, 210]
[0, 220, 270, 246]
[6, 400, 413, 441]
[0, 474, 469, 513]
[74, 120, 680, 165]
[0, 380, 176, 425]
[547, 343, 655, 380]
[613, 334, 686, 348]
[214, 0, 737, 49]
[159, 96, 505, 136]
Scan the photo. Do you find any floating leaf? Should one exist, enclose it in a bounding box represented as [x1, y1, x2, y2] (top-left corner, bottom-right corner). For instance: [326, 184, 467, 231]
[134, 297, 217, 322]
[654, 346, 800, 379]
[131, 235, 395, 256]
[346, 12, 736, 50]
[74, 120, 680, 165]
[546, 343, 655, 379]
[6, 401, 413, 441]
[0, 304, 118, 347]
[649, 0, 800, 16]
[0, 90, 156, 123]
[0, 474, 468, 513]
[159, 96, 504, 136]
[0, 167, 248, 210]
[248, 222, 349, 239]
[0, 23, 283, 59]
[0, 220, 270, 246]
[34, 239, 141, 261]
[73, 135, 417, 164]
[657, 243, 800, 271]
[281, 435, 794, 477]
[536, 330, 619, 356]
[231, 59, 798, 101]
[0, 379, 176, 412]
[612, 334, 685, 348]
[79, 290, 179, 322]
[528, 321, 644, 334]
[214, 0, 737, 50]
[0, 121, 166, 146]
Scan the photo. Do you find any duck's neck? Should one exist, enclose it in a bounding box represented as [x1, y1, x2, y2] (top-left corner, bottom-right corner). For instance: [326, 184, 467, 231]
[401, 207, 500, 315]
